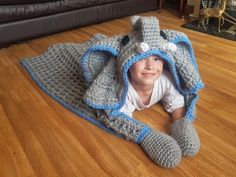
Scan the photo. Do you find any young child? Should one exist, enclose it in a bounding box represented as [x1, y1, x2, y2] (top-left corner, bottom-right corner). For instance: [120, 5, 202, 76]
[120, 55, 186, 122]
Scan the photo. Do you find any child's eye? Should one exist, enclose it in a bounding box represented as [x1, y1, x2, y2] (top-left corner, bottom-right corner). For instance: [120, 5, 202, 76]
[154, 57, 160, 61]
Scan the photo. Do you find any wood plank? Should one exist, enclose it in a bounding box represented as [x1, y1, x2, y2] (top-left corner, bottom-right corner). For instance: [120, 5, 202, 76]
[0, 105, 37, 177]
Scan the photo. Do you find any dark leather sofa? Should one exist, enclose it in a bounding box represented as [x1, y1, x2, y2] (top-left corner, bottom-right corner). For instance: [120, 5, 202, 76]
[0, 0, 158, 48]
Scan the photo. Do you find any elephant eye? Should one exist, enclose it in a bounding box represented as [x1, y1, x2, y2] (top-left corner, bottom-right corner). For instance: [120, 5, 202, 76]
[160, 30, 167, 40]
[121, 35, 130, 46]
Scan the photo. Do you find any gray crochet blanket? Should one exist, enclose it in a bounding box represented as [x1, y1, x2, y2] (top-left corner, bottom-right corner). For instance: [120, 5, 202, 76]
[21, 16, 203, 167]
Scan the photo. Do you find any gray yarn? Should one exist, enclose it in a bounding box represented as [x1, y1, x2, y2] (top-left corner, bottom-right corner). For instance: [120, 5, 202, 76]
[96, 110, 149, 141]
[21, 15, 204, 168]
[173, 44, 200, 89]
[171, 118, 200, 156]
[141, 130, 182, 168]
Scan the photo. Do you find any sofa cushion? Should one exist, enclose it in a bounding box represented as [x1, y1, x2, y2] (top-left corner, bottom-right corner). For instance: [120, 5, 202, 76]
[0, 0, 123, 5]
[0, 0, 125, 23]
[0, 0, 58, 5]
[85, 0, 124, 5]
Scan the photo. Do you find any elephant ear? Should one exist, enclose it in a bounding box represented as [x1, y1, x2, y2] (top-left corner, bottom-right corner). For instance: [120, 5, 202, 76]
[80, 34, 124, 109]
[160, 30, 204, 121]
[81, 34, 123, 83]
[83, 57, 121, 109]
[162, 29, 203, 92]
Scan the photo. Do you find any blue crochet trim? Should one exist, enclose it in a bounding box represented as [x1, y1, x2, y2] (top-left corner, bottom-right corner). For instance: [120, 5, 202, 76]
[20, 59, 123, 139]
[110, 110, 152, 143]
[185, 93, 199, 121]
[84, 98, 120, 110]
[81, 45, 118, 82]
[136, 126, 152, 144]
[111, 110, 146, 126]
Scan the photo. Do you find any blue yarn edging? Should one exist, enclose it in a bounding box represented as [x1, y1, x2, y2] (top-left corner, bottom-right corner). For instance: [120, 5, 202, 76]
[111, 110, 146, 126]
[111, 110, 152, 143]
[83, 98, 120, 110]
[136, 126, 152, 144]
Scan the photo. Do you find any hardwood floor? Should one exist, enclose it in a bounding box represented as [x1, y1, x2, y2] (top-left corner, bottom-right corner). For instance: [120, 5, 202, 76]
[0, 10, 236, 177]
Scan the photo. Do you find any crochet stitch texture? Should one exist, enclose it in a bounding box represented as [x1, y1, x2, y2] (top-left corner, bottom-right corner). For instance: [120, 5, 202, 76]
[141, 130, 182, 168]
[21, 16, 203, 168]
[171, 118, 200, 156]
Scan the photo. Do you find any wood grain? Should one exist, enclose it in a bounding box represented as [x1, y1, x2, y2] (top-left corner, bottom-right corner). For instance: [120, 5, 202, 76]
[0, 10, 235, 177]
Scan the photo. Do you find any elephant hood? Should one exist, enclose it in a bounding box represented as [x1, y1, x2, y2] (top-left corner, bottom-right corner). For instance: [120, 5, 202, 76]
[81, 16, 204, 120]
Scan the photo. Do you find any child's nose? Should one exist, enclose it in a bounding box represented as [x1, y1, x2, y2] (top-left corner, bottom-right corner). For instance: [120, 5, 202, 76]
[145, 58, 153, 69]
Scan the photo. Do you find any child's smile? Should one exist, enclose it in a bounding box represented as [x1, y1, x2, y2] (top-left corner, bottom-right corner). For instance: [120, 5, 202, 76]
[129, 55, 164, 87]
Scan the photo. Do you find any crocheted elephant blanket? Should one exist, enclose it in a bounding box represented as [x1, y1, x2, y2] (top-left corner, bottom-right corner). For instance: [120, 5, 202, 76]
[21, 16, 203, 144]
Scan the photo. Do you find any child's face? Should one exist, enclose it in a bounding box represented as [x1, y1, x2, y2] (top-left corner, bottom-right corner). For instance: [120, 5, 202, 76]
[129, 55, 163, 87]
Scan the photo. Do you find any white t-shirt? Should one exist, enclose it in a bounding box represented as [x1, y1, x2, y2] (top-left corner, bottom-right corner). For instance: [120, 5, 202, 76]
[119, 70, 185, 117]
